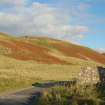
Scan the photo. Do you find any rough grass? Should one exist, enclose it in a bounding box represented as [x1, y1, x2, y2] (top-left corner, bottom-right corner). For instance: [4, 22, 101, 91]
[35, 84, 102, 105]
[0, 55, 80, 92]
[30, 39, 55, 49]
[0, 54, 104, 93]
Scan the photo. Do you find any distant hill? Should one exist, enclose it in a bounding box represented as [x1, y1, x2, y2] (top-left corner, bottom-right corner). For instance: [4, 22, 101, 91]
[0, 32, 105, 64]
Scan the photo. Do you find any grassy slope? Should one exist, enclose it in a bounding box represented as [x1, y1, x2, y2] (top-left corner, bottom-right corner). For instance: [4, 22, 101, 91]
[0, 33, 105, 92]
[0, 54, 102, 92]
[0, 34, 68, 64]
[0, 33, 105, 64]
[102, 53, 105, 56]
[21, 36, 105, 64]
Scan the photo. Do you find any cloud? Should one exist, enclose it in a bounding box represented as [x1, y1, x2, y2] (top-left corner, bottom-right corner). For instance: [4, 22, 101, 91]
[0, 0, 26, 6]
[0, 1, 88, 41]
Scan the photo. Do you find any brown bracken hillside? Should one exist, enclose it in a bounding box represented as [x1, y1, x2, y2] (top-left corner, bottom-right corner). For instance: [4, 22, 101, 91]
[0, 33, 105, 64]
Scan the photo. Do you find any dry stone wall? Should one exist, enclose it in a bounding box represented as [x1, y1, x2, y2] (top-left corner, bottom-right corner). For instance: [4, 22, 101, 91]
[78, 66, 100, 84]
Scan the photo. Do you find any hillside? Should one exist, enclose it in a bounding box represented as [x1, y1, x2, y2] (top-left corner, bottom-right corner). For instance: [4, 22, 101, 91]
[102, 53, 105, 56]
[0, 50, 102, 92]
[0, 32, 105, 92]
[0, 32, 105, 65]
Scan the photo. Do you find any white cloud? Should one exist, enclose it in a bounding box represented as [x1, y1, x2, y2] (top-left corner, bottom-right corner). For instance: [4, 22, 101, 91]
[0, 1, 88, 41]
[0, 0, 26, 6]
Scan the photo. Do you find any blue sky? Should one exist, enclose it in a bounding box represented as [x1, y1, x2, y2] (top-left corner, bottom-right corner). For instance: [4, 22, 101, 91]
[0, 0, 105, 52]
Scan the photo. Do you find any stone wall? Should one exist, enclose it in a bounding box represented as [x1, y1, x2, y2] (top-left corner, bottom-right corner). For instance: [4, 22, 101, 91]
[78, 66, 100, 84]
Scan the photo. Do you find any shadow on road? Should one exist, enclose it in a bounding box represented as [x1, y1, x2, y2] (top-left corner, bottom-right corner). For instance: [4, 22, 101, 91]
[0, 91, 41, 105]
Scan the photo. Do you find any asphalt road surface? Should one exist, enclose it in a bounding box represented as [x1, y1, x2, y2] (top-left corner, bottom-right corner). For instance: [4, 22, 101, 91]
[0, 87, 45, 105]
[0, 81, 73, 105]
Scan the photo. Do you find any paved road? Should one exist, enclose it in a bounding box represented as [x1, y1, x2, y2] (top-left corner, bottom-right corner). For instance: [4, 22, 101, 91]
[0, 81, 74, 105]
[0, 87, 46, 105]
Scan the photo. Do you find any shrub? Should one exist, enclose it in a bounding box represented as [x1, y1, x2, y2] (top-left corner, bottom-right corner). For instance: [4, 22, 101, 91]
[35, 84, 101, 105]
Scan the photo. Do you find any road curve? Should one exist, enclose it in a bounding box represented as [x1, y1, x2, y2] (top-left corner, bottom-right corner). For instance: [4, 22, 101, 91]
[0, 87, 46, 105]
[0, 81, 74, 105]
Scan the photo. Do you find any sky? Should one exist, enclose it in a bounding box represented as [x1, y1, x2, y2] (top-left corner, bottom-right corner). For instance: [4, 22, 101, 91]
[0, 0, 105, 52]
